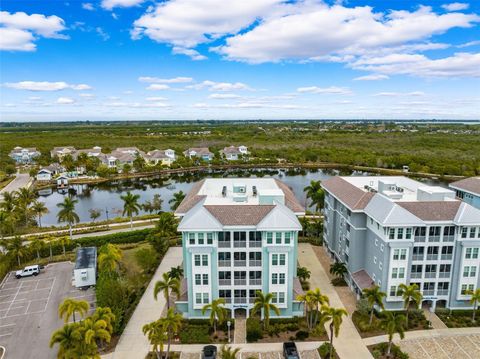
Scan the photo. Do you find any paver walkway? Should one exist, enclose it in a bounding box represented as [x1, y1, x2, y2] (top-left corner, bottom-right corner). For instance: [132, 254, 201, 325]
[109, 247, 182, 359]
[423, 308, 448, 329]
[298, 243, 373, 359]
[234, 317, 247, 344]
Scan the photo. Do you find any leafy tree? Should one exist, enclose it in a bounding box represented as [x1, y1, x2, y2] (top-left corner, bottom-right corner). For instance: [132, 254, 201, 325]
[202, 298, 227, 335]
[143, 319, 167, 359]
[168, 265, 183, 280]
[57, 197, 80, 239]
[16, 187, 36, 226]
[143, 194, 163, 214]
[466, 288, 480, 322]
[362, 285, 387, 326]
[92, 307, 115, 336]
[122, 163, 132, 175]
[120, 191, 141, 229]
[57, 236, 71, 257]
[81, 316, 111, 346]
[161, 308, 183, 359]
[380, 311, 406, 356]
[154, 272, 180, 310]
[322, 305, 348, 359]
[304, 180, 325, 212]
[58, 298, 89, 323]
[155, 212, 178, 238]
[220, 345, 240, 359]
[307, 288, 330, 329]
[251, 291, 280, 329]
[32, 200, 49, 228]
[297, 266, 311, 283]
[0, 191, 16, 212]
[135, 247, 159, 273]
[4, 236, 29, 266]
[169, 191, 186, 210]
[49, 323, 80, 358]
[29, 237, 45, 260]
[398, 283, 422, 327]
[98, 243, 122, 273]
[133, 153, 146, 172]
[88, 208, 102, 223]
[329, 262, 347, 279]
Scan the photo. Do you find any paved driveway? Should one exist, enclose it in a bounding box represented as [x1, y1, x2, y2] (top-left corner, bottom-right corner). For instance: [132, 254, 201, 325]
[0, 173, 31, 196]
[0, 262, 95, 359]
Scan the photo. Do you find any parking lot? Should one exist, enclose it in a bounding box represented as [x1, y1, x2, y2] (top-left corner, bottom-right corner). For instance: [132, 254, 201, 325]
[180, 350, 320, 359]
[0, 262, 95, 359]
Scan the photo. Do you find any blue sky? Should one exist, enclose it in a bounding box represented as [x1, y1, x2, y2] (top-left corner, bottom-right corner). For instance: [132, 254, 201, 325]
[1, 0, 479, 121]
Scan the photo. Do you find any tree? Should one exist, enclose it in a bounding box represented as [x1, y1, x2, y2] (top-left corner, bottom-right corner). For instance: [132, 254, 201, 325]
[92, 307, 115, 336]
[161, 308, 182, 359]
[296, 292, 314, 330]
[322, 306, 348, 359]
[398, 283, 422, 327]
[57, 197, 80, 239]
[122, 163, 132, 175]
[168, 265, 183, 280]
[202, 298, 227, 335]
[297, 266, 311, 283]
[5, 236, 29, 266]
[49, 323, 80, 358]
[29, 237, 45, 260]
[307, 288, 330, 329]
[58, 298, 89, 323]
[220, 345, 240, 359]
[143, 194, 163, 214]
[251, 291, 280, 329]
[329, 262, 347, 279]
[57, 236, 71, 257]
[32, 200, 49, 228]
[304, 180, 325, 212]
[143, 319, 167, 359]
[98, 243, 122, 273]
[120, 191, 141, 229]
[89, 208, 102, 223]
[362, 285, 387, 326]
[299, 216, 309, 237]
[0, 191, 16, 212]
[169, 191, 185, 211]
[155, 212, 178, 238]
[380, 311, 406, 356]
[135, 247, 159, 273]
[16, 187, 36, 226]
[153, 272, 180, 310]
[466, 288, 480, 322]
[81, 316, 111, 346]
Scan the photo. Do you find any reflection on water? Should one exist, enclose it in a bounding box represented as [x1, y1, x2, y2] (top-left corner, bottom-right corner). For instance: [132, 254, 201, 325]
[37, 167, 447, 226]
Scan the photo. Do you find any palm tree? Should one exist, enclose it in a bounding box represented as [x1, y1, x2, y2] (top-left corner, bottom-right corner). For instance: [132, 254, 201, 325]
[120, 191, 141, 229]
[169, 191, 186, 210]
[251, 291, 280, 329]
[363, 285, 387, 326]
[32, 200, 49, 228]
[161, 308, 182, 359]
[29, 237, 45, 260]
[49, 323, 81, 358]
[297, 266, 311, 283]
[57, 236, 71, 257]
[299, 216, 309, 237]
[220, 345, 240, 359]
[466, 288, 480, 322]
[16, 187, 36, 226]
[304, 180, 325, 213]
[329, 262, 347, 279]
[92, 307, 116, 336]
[398, 283, 422, 327]
[57, 197, 80, 239]
[58, 298, 89, 323]
[296, 292, 315, 330]
[155, 212, 178, 238]
[5, 236, 29, 266]
[0, 191, 16, 212]
[304, 180, 321, 206]
[98, 243, 122, 273]
[380, 311, 406, 356]
[322, 306, 348, 359]
[153, 272, 180, 309]
[81, 317, 111, 346]
[143, 319, 167, 359]
[307, 288, 330, 329]
[168, 265, 183, 280]
[202, 298, 227, 334]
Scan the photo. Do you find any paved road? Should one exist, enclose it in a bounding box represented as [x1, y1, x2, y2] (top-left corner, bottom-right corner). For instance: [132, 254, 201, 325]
[0, 173, 31, 198]
[298, 243, 373, 359]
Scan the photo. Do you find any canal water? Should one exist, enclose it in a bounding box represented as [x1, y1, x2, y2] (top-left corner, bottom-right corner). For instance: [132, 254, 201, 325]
[36, 167, 446, 226]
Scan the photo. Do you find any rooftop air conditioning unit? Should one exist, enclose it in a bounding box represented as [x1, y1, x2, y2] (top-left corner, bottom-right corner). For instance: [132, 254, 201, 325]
[222, 186, 227, 197]
[252, 186, 257, 197]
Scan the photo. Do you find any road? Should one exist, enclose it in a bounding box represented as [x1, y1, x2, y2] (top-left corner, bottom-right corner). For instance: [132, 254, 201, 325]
[0, 173, 32, 199]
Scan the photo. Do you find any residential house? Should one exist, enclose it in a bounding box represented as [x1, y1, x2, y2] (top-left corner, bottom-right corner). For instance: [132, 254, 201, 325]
[9, 147, 40, 164]
[174, 178, 305, 319]
[50, 146, 77, 160]
[183, 147, 214, 162]
[103, 147, 145, 169]
[220, 145, 248, 161]
[145, 149, 176, 166]
[36, 169, 53, 181]
[449, 177, 480, 210]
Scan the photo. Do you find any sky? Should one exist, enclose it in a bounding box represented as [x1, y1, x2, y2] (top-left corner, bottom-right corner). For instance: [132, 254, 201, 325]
[0, 0, 479, 122]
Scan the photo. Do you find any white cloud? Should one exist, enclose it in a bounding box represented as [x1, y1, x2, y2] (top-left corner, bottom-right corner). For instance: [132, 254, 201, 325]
[192, 102, 301, 110]
[353, 74, 390, 81]
[146, 96, 168, 101]
[441, 3, 469, 12]
[4, 81, 92, 91]
[139, 76, 193, 83]
[82, 3, 95, 11]
[457, 40, 480, 48]
[103, 101, 170, 108]
[373, 91, 425, 97]
[297, 86, 352, 95]
[57, 97, 75, 104]
[96, 27, 110, 41]
[101, 0, 145, 10]
[186, 80, 252, 91]
[0, 11, 67, 51]
[208, 93, 242, 100]
[172, 46, 207, 60]
[79, 93, 95, 99]
[146, 84, 170, 90]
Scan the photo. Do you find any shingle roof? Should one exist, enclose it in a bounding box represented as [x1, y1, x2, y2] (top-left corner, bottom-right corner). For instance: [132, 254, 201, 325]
[221, 146, 241, 154]
[204, 205, 275, 225]
[321, 176, 374, 210]
[397, 201, 461, 221]
[183, 147, 213, 156]
[175, 180, 206, 214]
[351, 270, 374, 290]
[450, 177, 480, 196]
[274, 179, 305, 213]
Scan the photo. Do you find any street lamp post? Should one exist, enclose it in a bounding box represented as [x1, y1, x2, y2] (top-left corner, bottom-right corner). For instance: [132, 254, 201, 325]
[227, 320, 231, 343]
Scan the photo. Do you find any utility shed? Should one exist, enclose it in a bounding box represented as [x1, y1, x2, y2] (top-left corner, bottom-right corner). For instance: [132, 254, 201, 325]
[74, 247, 97, 288]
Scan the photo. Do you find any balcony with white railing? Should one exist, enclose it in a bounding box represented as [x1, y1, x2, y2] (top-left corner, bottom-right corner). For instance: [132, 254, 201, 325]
[414, 236, 426, 243]
[443, 236, 455, 242]
[249, 241, 262, 248]
[411, 272, 422, 279]
[234, 260, 247, 267]
[219, 260, 231, 267]
[412, 254, 424, 261]
[222, 298, 232, 304]
[249, 279, 261, 286]
[219, 279, 231, 286]
[219, 241, 231, 248]
[441, 254, 453, 260]
[423, 290, 435, 296]
[234, 241, 247, 248]
[234, 298, 247, 304]
[426, 254, 438, 260]
[437, 289, 449, 296]
[234, 279, 247, 285]
[439, 272, 451, 278]
[425, 272, 437, 279]
[249, 260, 262, 267]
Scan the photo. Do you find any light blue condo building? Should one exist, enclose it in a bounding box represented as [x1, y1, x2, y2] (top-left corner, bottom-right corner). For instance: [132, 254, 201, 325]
[174, 178, 305, 318]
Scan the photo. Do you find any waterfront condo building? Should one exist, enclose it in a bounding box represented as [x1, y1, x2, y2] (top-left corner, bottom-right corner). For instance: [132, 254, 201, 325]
[322, 176, 480, 311]
[175, 178, 305, 318]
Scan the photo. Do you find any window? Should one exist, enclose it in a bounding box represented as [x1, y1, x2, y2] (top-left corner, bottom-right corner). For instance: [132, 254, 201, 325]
[389, 286, 397, 297]
[272, 254, 278, 266]
[279, 254, 286, 265]
[461, 284, 475, 295]
[194, 254, 201, 266]
[279, 292, 285, 304]
[272, 292, 278, 303]
[285, 232, 291, 244]
[272, 273, 278, 284]
[406, 228, 412, 239]
[267, 232, 273, 244]
[202, 255, 208, 266]
[203, 293, 209, 304]
[443, 226, 455, 236]
[429, 226, 441, 237]
[398, 228, 404, 239]
[189, 233, 195, 245]
[196, 293, 202, 304]
[198, 233, 204, 245]
[279, 273, 286, 284]
[392, 268, 398, 278]
[400, 249, 407, 260]
[203, 274, 208, 285]
[463, 266, 476, 277]
[399, 268, 405, 279]
[389, 228, 395, 239]
[276, 232, 282, 244]
[207, 233, 213, 244]
[393, 249, 400, 260]
[195, 274, 201, 285]
[462, 227, 468, 238]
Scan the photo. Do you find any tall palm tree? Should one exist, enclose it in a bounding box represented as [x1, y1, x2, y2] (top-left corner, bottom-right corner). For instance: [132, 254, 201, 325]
[16, 187, 36, 226]
[168, 265, 183, 280]
[161, 308, 183, 359]
[307, 288, 330, 329]
[304, 180, 325, 213]
[299, 216, 309, 237]
[32, 200, 49, 228]
[251, 291, 280, 329]
[143, 319, 167, 359]
[155, 212, 178, 238]
[322, 305, 348, 359]
[398, 283, 422, 327]
[6, 236, 29, 266]
[58, 298, 89, 323]
[169, 191, 186, 210]
[466, 288, 480, 322]
[329, 262, 347, 279]
[120, 191, 141, 229]
[0, 191, 16, 212]
[29, 237, 45, 260]
[98, 243, 122, 273]
[220, 345, 240, 359]
[380, 311, 406, 356]
[49, 323, 81, 358]
[57, 236, 72, 257]
[362, 285, 386, 325]
[57, 197, 80, 239]
[202, 298, 227, 334]
[296, 292, 315, 330]
[153, 272, 180, 309]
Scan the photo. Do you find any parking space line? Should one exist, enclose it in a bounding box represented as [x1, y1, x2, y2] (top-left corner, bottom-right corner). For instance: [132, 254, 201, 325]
[43, 276, 56, 312]
[0, 333, 13, 338]
[2, 279, 23, 318]
[0, 324, 15, 328]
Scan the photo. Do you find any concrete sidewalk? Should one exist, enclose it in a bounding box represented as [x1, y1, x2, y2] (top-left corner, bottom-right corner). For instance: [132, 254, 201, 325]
[298, 243, 373, 359]
[109, 247, 183, 359]
[0, 173, 32, 197]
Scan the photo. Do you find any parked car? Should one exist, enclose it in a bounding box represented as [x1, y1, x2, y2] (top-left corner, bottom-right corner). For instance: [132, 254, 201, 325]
[283, 342, 300, 359]
[15, 265, 43, 279]
[202, 345, 217, 359]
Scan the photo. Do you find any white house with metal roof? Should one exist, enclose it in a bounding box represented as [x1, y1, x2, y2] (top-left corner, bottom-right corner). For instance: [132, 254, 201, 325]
[322, 176, 480, 311]
[174, 178, 305, 319]
[449, 177, 480, 210]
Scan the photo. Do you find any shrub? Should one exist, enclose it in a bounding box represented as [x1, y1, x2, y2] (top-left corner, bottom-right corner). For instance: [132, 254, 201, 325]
[134, 247, 159, 273]
[371, 343, 409, 359]
[318, 343, 336, 359]
[331, 277, 348, 286]
[246, 317, 263, 342]
[179, 325, 211, 344]
[295, 330, 309, 340]
[356, 298, 371, 316]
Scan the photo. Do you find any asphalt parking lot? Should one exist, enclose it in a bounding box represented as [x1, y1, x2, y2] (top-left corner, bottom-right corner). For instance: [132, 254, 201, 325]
[0, 261, 95, 359]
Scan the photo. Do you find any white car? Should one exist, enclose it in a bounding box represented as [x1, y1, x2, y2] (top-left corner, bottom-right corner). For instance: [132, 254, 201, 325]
[15, 265, 42, 279]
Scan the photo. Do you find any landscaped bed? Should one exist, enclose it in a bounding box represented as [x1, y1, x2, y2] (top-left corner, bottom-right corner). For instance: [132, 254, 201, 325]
[435, 309, 480, 328]
[367, 343, 409, 359]
[176, 318, 235, 344]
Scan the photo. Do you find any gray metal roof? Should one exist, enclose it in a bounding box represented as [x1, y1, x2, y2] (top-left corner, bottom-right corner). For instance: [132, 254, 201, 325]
[74, 247, 97, 270]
